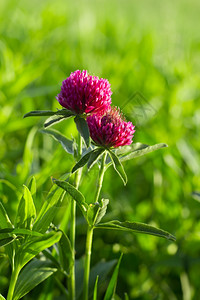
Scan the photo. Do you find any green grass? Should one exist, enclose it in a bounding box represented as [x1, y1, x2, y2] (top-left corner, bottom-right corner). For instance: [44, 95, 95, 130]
[1, 0, 200, 299]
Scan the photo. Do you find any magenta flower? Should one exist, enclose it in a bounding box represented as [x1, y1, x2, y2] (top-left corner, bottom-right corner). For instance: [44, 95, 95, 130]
[56, 70, 112, 115]
[87, 107, 135, 148]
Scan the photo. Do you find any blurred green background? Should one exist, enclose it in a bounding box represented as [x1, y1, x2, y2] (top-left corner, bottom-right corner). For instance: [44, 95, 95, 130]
[1, 0, 200, 299]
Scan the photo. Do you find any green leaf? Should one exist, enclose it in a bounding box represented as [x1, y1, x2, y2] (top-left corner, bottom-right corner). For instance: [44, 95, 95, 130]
[124, 293, 129, 300]
[44, 115, 69, 128]
[13, 259, 57, 300]
[23, 108, 74, 118]
[0, 236, 16, 248]
[74, 116, 90, 147]
[0, 294, 6, 300]
[108, 151, 127, 185]
[0, 228, 42, 237]
[117, 143, 168, 162]
[93, 276, 99, 300]
[96, 220, 176, 241]
[23, 110, 57, 118]
[27, 176, 36, 202]
[104, 254, 123, 300]
[15, 185, 36, 229]
[0, 202, 14, 264]
[33, 206, 60, 234]
[0, 202, 13, 229]
[87, 199, 109, 226]
[76, 259, 117, 299]
[87, 148, 105, 170]
[16, 231, 62, 268]
[72, 151, 93, 173]
[42, 249, 61, 269]
[58, 231, 73, 275]
[33, 177, 68, 233]
[88, 260, 117, 299]
[40, 129, 74, 154]
[53, 179, 88, 217]
[95, 199, 109, 224]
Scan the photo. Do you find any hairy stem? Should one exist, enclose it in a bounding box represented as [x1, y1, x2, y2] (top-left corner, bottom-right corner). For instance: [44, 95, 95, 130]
[95, 152, 107, 203]
[83, 226, 94, 300]
[69, 134, 82, 300]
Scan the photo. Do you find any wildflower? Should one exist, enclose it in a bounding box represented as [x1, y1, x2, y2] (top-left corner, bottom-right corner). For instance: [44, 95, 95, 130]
[56, 70, 112, 115]
[87, 107, 135, 148]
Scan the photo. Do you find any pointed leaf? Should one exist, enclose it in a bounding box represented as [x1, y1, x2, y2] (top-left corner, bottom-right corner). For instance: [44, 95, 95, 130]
[76, 259, 117, 299]
[58, 231, 73, 275]
[0, 228, 42, 237]
[28, 176, 36, 202]
[95, 199, 109, 225]
[0, 202, 13, 229]
[0, 294, 6, 300]
[42, 249, 61, 269]
[0, 236, 16, 248]
[17, 231, 62, 268]
[124, 293, 129, 300]
[104, 254, 123, 300]
[118, 143, 168, 162]
[72, 151, 93, 173]
[108, 151, 127, 185]
[93, 276, 99, 300]
[53, 179, 88, 216]
[40, 129, 74, 154]
[88, 260, 117, 299]
[23, 109, 74, 118]
[13, 260, 57, 300]
[87, 148, 105, 170]
[33, 175, 69, 233]
[95, 220, 176, 241]
[74, 116, 90, 147]
[44, 115, 68, 128]
[87, 203, 100, 226]
[23, 110, 57, 118]
[0, 202, 14, 264]
[15, 185, 36, 229]
[87, 199, 109, 226]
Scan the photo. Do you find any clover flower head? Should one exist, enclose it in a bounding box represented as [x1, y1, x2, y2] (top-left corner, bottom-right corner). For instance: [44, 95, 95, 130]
[87, 107, 135, 148]
[56, 70, 112, 115]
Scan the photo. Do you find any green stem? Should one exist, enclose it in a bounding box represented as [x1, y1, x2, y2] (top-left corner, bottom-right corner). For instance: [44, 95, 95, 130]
[83, 226, 94, 300]
[95, 152, 107, 203]
[82, 152, 107, 300]
[7, 266, 20, 300]
[69, 133, 82, 300]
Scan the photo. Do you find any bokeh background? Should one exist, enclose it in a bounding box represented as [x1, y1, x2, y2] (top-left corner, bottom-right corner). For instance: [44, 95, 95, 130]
[1, 0, 200, 299]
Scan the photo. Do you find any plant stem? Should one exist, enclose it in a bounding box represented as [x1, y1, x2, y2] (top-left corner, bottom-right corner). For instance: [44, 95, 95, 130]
[83, 225, 94, 300]
[69, 133, 82, 300]
[82, 152, 107, 300]
[95, 152, 107, 203]
[7, 265, 20, 300]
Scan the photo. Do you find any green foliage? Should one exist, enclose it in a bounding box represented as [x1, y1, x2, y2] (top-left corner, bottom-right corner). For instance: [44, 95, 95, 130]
[87, 199, 109, 226]
[104, 254, 123, 300]
[53, 179, 88, 217]
[13, 260, 57, 300]
[108, 151, 127, 185]
[96, 220, 176, 241]
[93, 276, 99, 300]
[1, 0, 200, 298]
[115, 143, 168, 162]
[15, 185, 36, 229]
[40, 128, 74, 154]
[74, 116, 90, 148]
